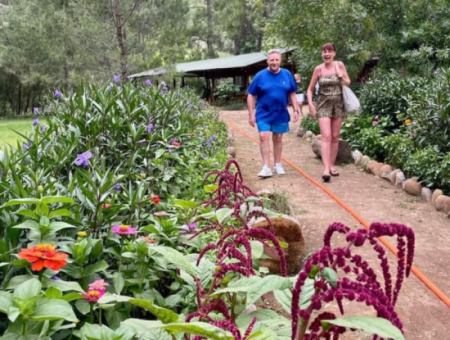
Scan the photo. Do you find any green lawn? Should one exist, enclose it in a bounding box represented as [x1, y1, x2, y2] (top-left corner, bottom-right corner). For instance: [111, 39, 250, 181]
[0, 119, 33, 147]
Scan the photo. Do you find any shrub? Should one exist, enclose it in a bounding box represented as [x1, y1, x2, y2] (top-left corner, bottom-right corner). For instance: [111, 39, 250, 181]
[381, 134, 415, 169]
[300, 115, 320, 135]
[214, 80, 241, 102]
[403, 146, 442, 188]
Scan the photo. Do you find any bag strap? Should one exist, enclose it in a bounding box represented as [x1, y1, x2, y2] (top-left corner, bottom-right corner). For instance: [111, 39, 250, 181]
[334, 61, 344, 87]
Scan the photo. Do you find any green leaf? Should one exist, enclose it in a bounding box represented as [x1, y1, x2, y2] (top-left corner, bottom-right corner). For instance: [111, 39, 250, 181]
[246, 276, 292, 307]
[247, 326, 278, 340]
[128, 299, 179, 324]
[12, 220, 40, 230]
[13, 278, 41, 300]
[40, 216, 50, 227]
[151, 246, 196, 276]
[250, 240, 263, 259]
[16, 209, 40, 220]
[155, 149, 166, 159]
[174, 200, 198, 209]
[75, 299, 91, 315]
[45, 287, 63, 299]
[321, 267, 338, 288]
[31, 298, 78, 322]
[322, 316, 405, 340]
[216, 208, 234, 224]
[80, 323, 135, 340]
[49, 209, 74, 219]
[5, 275, 34, 289]
[113, 272, 125, 295]
[0, 291, 14, 314]
[84, 260, 109, 275]
[41, 196, 75, 205]
[2, 198, 41, 208]
[61, 292, 83, 302]
[204, 184, 218, 193]
[45, 278, 84, 292]
[49, 221, 77, 233]
[161, 322, 233, 340]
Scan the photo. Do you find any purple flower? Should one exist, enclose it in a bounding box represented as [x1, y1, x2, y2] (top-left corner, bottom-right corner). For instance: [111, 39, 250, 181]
[33, 107, 39, 115]
[188, 103, 193, 109]
[167, 148, 173, 154]
[54, 90, 62, 99]
[145, 79, 152, 86]
[32, 119, 39, 127]
[23, 141, 32, 151]
[113, 74, 120, 84]
[40, 125, 47, 132]
[51, 275, 60, 281]
[210, 135, 217, 141]
[146, 123, 154, 133]
[137, 139, 146, 144]
[107, 84, 112, 92]
[160, 81, 167, 88]
[434, 70, 440, 75]
[206, 142, 212, 148]
[114, 184, 121, 192]
[75, 151, 93, 168]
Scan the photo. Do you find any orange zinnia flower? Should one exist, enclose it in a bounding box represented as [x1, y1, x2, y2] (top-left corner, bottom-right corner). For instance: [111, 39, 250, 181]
[18, 244, 68, 271]
[405, 119, 412, 125]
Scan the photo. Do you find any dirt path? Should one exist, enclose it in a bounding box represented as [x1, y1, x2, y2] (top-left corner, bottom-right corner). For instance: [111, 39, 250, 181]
[221, 109, 450, 340]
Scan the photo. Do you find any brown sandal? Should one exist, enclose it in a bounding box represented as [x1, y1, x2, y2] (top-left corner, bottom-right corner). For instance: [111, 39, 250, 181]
[330, 169, 340, 177]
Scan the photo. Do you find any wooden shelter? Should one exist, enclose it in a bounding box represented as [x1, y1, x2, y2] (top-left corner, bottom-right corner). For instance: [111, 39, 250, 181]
[129, 48, 296, 98]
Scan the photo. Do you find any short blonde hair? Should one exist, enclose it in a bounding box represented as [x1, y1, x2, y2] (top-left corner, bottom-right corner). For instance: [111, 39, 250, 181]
[267, 49, 281, 57]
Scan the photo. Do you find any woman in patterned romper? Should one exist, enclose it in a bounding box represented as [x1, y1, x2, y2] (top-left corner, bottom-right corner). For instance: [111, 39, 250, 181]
[306, 43, 351, 182]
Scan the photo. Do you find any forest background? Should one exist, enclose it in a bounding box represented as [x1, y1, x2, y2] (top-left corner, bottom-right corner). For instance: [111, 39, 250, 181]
[0, 0, 449, 116]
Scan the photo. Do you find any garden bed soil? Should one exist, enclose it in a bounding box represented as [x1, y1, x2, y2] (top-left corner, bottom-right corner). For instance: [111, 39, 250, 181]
[220, 108, 450, 340]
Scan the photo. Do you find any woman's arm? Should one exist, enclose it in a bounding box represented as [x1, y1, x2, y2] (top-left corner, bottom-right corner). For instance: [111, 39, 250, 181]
[338, 61, 351, 86]
[307, 66, 320, 117]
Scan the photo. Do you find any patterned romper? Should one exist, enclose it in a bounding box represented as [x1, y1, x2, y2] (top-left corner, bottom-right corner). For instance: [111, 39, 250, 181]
[316, 74, 346, 119]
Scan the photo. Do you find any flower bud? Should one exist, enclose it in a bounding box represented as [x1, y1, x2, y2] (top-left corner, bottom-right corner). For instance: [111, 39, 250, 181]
[37, 185, 44, 192]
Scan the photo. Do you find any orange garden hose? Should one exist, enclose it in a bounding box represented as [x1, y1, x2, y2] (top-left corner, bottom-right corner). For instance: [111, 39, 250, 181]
[226, 122, 450, 310]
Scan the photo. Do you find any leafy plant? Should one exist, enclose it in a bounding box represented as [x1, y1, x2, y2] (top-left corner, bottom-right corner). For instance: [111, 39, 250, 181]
[289, 222, 414, 340]
[299, 116, 319, 135]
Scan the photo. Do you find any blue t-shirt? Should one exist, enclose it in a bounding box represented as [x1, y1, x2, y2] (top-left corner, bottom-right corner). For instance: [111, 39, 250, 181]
[247, 68, 297, 123]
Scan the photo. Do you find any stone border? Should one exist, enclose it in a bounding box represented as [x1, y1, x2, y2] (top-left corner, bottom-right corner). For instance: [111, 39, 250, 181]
[351, 150, 450, 218]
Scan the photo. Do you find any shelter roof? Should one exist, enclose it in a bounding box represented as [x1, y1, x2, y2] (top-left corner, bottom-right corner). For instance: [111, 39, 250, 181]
[130, 48, 295, 78]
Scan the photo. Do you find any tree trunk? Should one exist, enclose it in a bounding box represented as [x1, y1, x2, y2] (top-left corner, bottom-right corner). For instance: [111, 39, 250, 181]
[114, 0, 129, 80]
[257, 1, 268, 52]
[17, 84, 22, 115]
[205, 0, 215, 58]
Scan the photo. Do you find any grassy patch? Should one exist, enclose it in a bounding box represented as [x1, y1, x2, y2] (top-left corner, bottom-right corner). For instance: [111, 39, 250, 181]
[0, 119, 32, 146]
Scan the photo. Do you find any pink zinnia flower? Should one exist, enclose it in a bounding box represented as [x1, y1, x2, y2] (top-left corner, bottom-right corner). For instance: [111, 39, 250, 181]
[88, 279, 109, 292]
[171, 141, 180, 147]
[154, 211, 167, 217]
[375, 115, 379, 120]
[111, 225, 137, 235]
[82, 289, 105, 302]
[372, 121, 378, 126]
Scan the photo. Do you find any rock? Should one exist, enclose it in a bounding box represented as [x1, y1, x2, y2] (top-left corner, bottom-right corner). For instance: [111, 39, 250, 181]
[352, 150, 362, 162]
[380, 164, 393, 178]
[432, 189, 443, 205]
[354, 154, 363, 166]
[253, 217, 305, 275]
[365, 160, 378, 173]
[395, 171, 406, 188]
[226, 146, 236, 158]
[227, 133, 235, 146]
[369, 162, 384, 176]
[311, 139, 321, 158]
[421, 188, 432, 202]
[295, 127, 305, 137]
[309, 139, 351, 164]
[315, 134, 322, 140]
[305, 131, 314, 138]
[360, 155, 370, 168]
[389, 169, 400, 184]
[435, 195, 450, 214]
[403, 179, 422, 196]
[305, 137, 312, 143]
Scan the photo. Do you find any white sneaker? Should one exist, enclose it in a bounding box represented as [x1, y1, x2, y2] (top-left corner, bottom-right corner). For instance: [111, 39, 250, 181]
[273, 163, 285, 175]
[258, 166, 273, 178]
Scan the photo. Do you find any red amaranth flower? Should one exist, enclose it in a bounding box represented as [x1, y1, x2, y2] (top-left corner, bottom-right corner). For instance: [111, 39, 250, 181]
[150, 195, 160, 205]
[18, 244, 68, 271]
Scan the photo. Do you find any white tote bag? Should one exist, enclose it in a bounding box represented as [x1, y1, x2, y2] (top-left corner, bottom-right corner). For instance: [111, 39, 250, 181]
[334, 61, 360, 113]
[342, 85, 360, 114]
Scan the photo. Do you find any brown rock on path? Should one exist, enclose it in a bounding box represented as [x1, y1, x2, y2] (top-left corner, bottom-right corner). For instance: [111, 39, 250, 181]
[403, 179, 423, 196]
[221, 109, 450, 340]
[432, 189, 444, 205]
